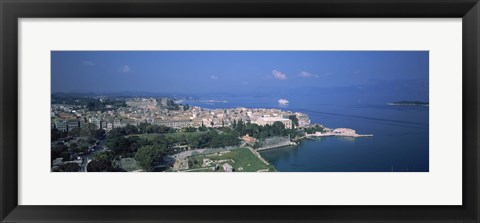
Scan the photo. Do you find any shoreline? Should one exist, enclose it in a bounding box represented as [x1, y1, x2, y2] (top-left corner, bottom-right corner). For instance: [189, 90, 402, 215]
[256, 142, 297, 151]
[257, 130, 374, 152]
[305, 132, 374, 138]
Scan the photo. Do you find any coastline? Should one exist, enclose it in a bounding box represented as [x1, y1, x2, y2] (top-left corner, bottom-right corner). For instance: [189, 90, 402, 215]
[255, 128, 374, 152]
[305, 132, 374, 138]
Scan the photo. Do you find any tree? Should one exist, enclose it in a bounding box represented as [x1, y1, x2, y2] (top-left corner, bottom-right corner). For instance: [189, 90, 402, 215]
[124, 124, 139, 135]
[107, 136, 133, 152]
[69, 143, 80, 154]
[199, 123, 207, 132]
[87, 137, 96, 144]
[187, 134, 200, 148]
[272, 121, 285, 135]
[93, 129, 105, 139]
[80, 145, 89, 153]
[87, 159, 115, 172]
[70, 143, 78, 149]
[288, 115, 299, 128]
[183, 127, 196, 132]
[146, 125, 156, 134]
[134, 145, 165, 171]
[304, 124, 324, 134]
[87, 151, 117, 172]
[51, 128, 67, 141]
[138, 122, 150, 134]
[54, 163, 80, 172]
[61, 151, 71, 161]
[235, 119, 245, 135]
[51, 143, 68, 161]
[67, 128, 81, 137]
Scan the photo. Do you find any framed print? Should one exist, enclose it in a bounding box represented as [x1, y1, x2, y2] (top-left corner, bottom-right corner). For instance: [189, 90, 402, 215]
[1, 0, 479, 222]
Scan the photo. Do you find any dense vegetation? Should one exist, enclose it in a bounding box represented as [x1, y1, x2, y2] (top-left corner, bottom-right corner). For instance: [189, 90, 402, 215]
[51, 124, 105, 162]
[87, 151, 119, 172]
[99, 123, 240, 171]
[53, 107, 318, 171]
[303, 124, 325, 134]
[231, 119, 303, 140]
[84, 117, 314, 171]
[52, 163, 81, 172]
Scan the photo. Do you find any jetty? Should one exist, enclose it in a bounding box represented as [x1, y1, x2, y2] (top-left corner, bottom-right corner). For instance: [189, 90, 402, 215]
[306, 128, 373, 138]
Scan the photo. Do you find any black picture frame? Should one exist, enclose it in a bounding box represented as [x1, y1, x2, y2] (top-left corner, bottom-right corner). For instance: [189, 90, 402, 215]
[1, 0, 479, 222]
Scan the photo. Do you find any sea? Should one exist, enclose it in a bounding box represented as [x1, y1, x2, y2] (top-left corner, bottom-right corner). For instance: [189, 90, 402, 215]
[184, 93, 429, 172]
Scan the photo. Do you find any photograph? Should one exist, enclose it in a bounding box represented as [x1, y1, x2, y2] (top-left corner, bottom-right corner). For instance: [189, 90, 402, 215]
[50, 51, 429, 172]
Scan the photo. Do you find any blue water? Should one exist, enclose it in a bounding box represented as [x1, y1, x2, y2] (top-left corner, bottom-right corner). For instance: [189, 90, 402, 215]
[185, 94, 429, 172]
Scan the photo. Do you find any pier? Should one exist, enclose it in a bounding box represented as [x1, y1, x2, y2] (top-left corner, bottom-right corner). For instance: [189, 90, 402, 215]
[305, 128, 373, 138]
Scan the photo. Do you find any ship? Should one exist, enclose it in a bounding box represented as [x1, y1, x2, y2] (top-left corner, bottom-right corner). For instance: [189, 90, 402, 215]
[278, 98, 289, 105]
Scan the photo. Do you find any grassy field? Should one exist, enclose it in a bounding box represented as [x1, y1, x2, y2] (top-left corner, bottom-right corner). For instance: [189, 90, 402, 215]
[188, 148, 276, 172]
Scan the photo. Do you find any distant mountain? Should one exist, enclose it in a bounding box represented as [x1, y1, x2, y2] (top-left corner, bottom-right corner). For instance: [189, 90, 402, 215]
[52, 91, 191, 98]
[387, 101, 429, 106]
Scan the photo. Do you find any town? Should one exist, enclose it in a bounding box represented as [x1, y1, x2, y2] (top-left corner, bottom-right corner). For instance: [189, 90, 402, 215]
[51, 94, 371, 172]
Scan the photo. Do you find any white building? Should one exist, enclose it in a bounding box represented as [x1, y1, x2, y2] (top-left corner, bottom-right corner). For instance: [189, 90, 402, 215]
[253, 116, 292, 129]
[332, 128, 356, 135]
[155, 119, 191, 129]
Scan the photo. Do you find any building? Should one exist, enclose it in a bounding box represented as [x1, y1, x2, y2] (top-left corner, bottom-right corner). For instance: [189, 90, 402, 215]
[296, 113, 311, 127]
[223, 163, 233, 172]
[242, 134, 257, 144]
[332, 128, 356, 135]
[160, 98, 168, 107]
[126, 98, 157, 110]
[155, 119, 191, 129]
[90, 117, 102, 129]
[113, 119, 124, 128]
[191, 118, 204, 127]
[78, 117, 89, 129]
[253, 116, 292, 129]
[66, 119, 79, 132]
[54, 120, 67, 132]
[106, 122, 113, 131]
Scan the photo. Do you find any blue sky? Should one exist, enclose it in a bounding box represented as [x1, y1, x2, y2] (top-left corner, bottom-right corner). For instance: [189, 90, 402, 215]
[51, 51, 428, 100]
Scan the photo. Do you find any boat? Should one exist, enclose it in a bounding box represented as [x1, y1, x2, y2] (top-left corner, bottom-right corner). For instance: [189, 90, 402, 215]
[278, 98, 289, 105]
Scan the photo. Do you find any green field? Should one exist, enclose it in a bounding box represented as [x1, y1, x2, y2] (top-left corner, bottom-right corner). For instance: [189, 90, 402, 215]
[187, 148, 276, 172]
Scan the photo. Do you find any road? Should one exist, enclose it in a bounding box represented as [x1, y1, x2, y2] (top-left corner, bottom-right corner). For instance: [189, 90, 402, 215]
[79, 134, 107, 172]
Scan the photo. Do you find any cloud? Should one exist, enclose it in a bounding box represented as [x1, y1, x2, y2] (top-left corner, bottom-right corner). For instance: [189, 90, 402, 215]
[118, 65, 131, 73]
[272, 70, 287, 80]
[83, 61, 95, 66]
[210, 75, 219, 80]
[298, 71, 315, 78]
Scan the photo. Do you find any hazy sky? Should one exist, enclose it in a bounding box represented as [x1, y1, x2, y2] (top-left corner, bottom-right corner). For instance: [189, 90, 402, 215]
[51, 51, 429, 95]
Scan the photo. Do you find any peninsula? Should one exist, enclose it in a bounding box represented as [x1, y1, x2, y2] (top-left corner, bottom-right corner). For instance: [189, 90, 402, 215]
[387, 101, 429, 106]
[50, 94, 373, 172]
